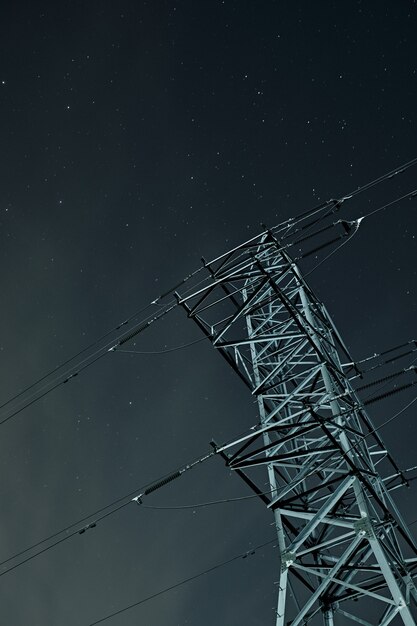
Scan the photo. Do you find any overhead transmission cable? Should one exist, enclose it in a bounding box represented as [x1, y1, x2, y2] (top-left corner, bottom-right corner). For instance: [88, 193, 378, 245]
[116, 335, 208, 355]
[0, 158, 415, 619]
[140, 490, 275, 510]
[274, 154, 417, 240]
[1, 376, 416, 583]
[1, 158, 416, 429]
[0, 448, 216, 579]
[0, 302, 153, 413]
[0, 265, 222, 428]
[0, 301, 178, 427]
[89, 380, 417, 626]
[0, 266, 211, 415]
[345, 339, 417, 377]
[88, 538, 276, 626]
[301, 221, 361, 278]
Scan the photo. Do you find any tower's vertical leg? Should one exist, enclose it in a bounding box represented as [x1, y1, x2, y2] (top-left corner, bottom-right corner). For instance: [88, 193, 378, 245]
[322, 607, 334, 626]
[276, 566, 288, 626]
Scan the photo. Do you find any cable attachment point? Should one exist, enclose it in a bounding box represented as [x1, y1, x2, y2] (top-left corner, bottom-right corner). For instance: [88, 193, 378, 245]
[242, 550, 256, 559]
[340, 217, 363, 234]
[78, 522, 97, 535]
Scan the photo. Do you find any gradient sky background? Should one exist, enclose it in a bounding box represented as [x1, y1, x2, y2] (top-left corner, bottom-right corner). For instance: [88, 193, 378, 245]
[0, 2, 417, 625]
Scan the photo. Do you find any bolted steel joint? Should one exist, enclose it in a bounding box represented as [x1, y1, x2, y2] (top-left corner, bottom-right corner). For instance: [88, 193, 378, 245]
[354, 517, 375, 539]
[281, 551, 296, 571]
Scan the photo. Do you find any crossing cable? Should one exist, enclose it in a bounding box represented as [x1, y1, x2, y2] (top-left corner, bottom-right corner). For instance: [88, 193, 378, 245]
[88, 537, 276, 626]
[261, 187, 416, 286]
[364, 393, 417, 434]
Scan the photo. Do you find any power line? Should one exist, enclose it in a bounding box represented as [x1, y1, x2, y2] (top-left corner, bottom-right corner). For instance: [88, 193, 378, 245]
[1, 381, 415, 583]
[140, 489, 275, 510]
[359, 188, 417, 221]
[301, 185, 417, 279]
[115, 335, 207, 355]
[0, 161, 415, 594]
[0, 350, 108, 428]
[0, 449, 216, 579]
[0, 265, 212, 421]
[364, 394, 417, 436]
[301, 222, 361, 278]
[0, 301, 178, 428]
[1, 163, 415, 431]
[0, 502, 130, 580]
[343, 155, 417, 200]
[273, 154, 417, 241]
[0, 302, 153, 414]
[88, 538, 276, 626]
[0, 269, 217, 428]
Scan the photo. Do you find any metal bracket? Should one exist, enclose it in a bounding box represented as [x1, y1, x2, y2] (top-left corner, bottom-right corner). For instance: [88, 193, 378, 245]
[354, 516, 375, 539]
[281, 551, 296, 571]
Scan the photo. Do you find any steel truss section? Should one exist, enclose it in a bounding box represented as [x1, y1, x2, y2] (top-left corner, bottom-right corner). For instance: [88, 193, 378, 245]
[177, 232, 417, 625]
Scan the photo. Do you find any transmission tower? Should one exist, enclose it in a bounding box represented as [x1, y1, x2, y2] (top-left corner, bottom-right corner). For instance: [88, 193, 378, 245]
[177, 230, 417, 625]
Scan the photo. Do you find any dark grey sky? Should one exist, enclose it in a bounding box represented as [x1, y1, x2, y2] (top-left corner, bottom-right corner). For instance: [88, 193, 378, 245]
[0, 2, 416, 624]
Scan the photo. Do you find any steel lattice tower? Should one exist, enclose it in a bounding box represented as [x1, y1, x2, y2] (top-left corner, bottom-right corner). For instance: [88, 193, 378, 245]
[177, 230, 417, 625]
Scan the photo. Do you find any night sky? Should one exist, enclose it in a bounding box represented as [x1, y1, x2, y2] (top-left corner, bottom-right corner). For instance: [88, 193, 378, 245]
[1, 2, 417, 625]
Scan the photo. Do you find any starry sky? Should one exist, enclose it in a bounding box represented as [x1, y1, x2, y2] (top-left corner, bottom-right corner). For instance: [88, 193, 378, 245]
[0, 2, 417, 625]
